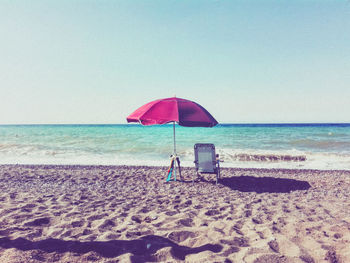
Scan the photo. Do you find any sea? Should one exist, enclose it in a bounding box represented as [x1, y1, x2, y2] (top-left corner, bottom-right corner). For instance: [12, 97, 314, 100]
[0, 124, 350, 170]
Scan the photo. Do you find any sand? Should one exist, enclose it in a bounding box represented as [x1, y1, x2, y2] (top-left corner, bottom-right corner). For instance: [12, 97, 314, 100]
[0, 164, 349, 263]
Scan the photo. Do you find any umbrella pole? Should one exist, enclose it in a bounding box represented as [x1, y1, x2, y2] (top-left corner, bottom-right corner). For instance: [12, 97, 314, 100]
[173, 122, 176, 155]
[173, 122, 176, 181]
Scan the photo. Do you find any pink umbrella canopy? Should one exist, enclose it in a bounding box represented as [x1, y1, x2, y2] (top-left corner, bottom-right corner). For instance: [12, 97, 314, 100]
[126, 97, 218, 127]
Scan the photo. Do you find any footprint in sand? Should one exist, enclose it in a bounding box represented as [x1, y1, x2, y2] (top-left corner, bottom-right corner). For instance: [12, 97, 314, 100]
[71, 220, 85, 228]
[194, 205, 203, 209]
[254, 254, 286, 263]
[104, 232, 121, 240]
[252, 216, 264, 225]
[165, 210, 177, 216]
[232, 225, 244, 236]
[98, 219, 116, 232]
[11, 213, 29, 225]
[205, 209, 220, 216]
[26, 229, 43, 239]
[131, 215, 142, 224]
[37, 205, 47, 211]
[24, 217, 50, 227]
[299, 253, 316, 263]
[177, 218, 194, 227]
[81, 228, 92, 236]
[268, 240, 279, 253]
[87, 214, 108, 221]
[52, 211, 62, 216]
[21, 203, 36, 212]
[137, 206, 150, 214]
[65, 211, 81, 217]
[220, 246, 240, 257]
[48, 229, 64, 238]
[60, 229, 72, 238]
[168, 230, 197, 243]
[220, 237, 250, 247]
[245, 210, 252, 217]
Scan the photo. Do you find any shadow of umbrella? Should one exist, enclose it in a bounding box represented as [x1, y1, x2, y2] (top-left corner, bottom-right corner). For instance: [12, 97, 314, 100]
[0, 235, 222, 262]
[219, 176, 311, 193]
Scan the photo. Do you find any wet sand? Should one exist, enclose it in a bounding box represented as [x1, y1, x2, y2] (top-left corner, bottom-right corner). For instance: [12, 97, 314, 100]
[0, 165, 349, 262]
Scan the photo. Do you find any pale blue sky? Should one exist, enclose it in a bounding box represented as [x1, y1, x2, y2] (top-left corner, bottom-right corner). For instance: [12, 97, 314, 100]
[1, 0, 349, 124]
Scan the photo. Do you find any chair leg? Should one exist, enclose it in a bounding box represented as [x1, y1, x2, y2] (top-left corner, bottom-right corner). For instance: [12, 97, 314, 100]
[217, 161, 221, 182]
[194, 171, 201, 183]
[193, 171, 197, 183]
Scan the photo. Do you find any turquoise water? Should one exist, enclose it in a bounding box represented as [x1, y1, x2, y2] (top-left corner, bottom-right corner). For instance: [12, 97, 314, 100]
[1, 124, 350, 170]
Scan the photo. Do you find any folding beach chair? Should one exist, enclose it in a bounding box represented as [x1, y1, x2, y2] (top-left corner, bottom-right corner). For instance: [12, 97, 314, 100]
[194, 143, 221, 184]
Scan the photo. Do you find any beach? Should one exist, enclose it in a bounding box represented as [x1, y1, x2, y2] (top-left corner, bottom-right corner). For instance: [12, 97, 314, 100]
[2, 0, 350, 261]
[0, 165, 349, 262]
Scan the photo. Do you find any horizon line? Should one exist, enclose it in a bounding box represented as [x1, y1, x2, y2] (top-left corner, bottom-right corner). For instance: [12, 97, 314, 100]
[1, 122, 350, 126]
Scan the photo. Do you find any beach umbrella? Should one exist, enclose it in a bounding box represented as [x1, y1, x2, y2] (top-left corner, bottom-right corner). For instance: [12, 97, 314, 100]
[127, 97, 218, 154]
[126, 97, 218, 180]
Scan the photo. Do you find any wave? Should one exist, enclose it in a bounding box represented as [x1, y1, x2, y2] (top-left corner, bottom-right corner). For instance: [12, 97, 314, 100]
[224, 153, 306, 162]
[290, 139, 350, 150]
[1, 148, 350, 170]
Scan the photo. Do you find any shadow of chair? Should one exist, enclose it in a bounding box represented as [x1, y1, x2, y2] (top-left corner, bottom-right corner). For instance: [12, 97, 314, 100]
[0, 235, 222, 262]
[219, 175, 311, 193]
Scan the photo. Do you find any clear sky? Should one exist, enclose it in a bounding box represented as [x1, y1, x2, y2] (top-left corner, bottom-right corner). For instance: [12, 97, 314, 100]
[1, 0, 349, 124]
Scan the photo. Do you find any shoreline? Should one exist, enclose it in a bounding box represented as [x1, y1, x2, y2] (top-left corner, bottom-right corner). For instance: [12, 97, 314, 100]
[2, 163, 350, 173]
[0, 164, 349, 262]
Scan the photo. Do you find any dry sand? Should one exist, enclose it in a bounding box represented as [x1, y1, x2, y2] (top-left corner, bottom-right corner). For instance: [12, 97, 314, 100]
[0, 164, 349, 263]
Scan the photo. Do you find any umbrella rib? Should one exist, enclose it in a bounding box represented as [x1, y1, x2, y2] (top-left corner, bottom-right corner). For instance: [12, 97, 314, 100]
[137, 100, 162, 125]
[175, 97, 180, 124]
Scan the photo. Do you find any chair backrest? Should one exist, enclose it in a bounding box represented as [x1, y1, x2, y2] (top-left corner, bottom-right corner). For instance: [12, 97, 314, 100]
[194, 143, 216, 173]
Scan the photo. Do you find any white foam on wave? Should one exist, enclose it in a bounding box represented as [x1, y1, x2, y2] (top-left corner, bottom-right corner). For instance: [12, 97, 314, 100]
[215, 148, 350, 170]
